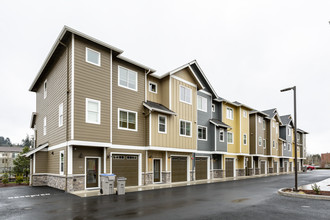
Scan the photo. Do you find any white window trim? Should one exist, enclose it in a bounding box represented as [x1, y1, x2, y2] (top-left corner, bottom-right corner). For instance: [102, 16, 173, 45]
[212, 104, 215, 112]
[118, 66, 138, 92]
[118, 108, 138, 132]
[43, 80, 47, 99]
[85, 47, 101, 66]
[149, 81, 157, 94]
[263, 120, 266, 130]
[288, 128, 291, 136]
[263, 139, 266, 149]
[179, 119, 192, 137]
[197, 95, 207, 112]
[258, 137, 262, 147]
[59, 150, 64, 175]
[243, 110, 247, 118]
[85, 98, 101, 125]
[197, 125, 208, 141]
[43, 117, 47, 136]
[219, 129, 224, 142]
[158, 114, 167, 134]
[227, 132, 234, 144]
[283, 142, 287, 150]
[243, 134, 247, 145]
[59, 103, 63, 127]
[179, 85, 192, 105]
[273, 140, 275, 148]
[258, 117, 262, 123]
[226, 107, 234, 120]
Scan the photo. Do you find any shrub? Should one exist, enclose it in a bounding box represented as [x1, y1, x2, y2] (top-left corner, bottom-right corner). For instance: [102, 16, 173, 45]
[15, 175, 24, 184]
[311, 183, 321, 194]
[2, 173, 9, 185]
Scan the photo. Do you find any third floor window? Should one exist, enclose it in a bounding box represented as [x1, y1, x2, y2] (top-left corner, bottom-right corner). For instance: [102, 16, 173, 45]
[226, 107, 233, 120]
[197, 96, 207, 112]
[180, 85, 192, 104]
[118, 66, 137, 91]
[86, 48, 101, 66]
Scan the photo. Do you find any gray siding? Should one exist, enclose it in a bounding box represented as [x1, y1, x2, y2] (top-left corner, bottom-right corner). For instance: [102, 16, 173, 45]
[212, 101, 221, 120]
[197, 91, 213, 151]
[280, 125, 292, 157]
[216, 126, 227, 152]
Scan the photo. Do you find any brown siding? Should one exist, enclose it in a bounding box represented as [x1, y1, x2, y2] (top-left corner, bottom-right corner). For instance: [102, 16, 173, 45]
[106, 148, 146, 173]
[147, 76, 161, 103]
[35, 151, 48, 173]
[112, 58, 146, 146]
[249, 114, 256, 154]
[161, 76, 170, 109]
[48, 147, 66, 174]
[73, 146, 104, 174]
[256, 115, 265, 154]
[35, 43, 70, 147]
[73, 36, 111, 142]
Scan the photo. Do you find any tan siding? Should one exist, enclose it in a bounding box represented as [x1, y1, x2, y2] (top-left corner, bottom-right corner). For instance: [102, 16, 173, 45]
[161, 76, 170, 109]
[48, 147, 66, 174]
[35, 151, 48, 173]
[147, 76, 161, 103]
[73, 146, 104, 174]
[174, 68, 197, 84]
[35, 45, 69, 147]
[106, 148, 146, 173]
[73, 36, 111, 142]
[112, 58, 146, 146]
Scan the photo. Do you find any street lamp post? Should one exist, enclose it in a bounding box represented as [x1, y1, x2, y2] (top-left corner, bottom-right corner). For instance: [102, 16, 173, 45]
[280, 86, 298, 191]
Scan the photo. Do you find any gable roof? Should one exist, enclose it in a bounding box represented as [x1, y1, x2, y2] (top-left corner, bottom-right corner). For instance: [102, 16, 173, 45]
[297, 128, 309, 134]
[209, 119, 231, 129]
[29, 26, 155, 92]
[249, 110, 269, 117]
[280, 114, 294, 127]
[262, 108, 282, 124]
[151, 61, 204, 89]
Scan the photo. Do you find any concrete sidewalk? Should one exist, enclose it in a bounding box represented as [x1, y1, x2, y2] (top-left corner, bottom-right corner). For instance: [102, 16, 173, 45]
[299, 178, 330, 191]
[71, 171, 292, 198]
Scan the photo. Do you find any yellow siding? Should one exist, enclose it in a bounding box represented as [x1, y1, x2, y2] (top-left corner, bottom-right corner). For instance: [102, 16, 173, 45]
[240, 107, 250, 154]
[222, 103, 240, 153]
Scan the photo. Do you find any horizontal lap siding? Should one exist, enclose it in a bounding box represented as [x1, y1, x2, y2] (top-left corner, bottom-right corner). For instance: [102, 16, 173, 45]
[147, 76, 161, 103]
[48, 147, 65, 174]
[35, 45, 69, 147]
[112, 58, 146, 146]
[73, 146, 103, 174]
[74, 36, 110, 142]
[35, 151, 48, 173]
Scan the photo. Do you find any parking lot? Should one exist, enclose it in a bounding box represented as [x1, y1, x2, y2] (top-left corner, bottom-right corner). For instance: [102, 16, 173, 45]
[0, 170, 329, 220]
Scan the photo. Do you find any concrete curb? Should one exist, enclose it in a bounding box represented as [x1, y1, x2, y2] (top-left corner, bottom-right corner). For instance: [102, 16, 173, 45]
[278, 188, 330, 201]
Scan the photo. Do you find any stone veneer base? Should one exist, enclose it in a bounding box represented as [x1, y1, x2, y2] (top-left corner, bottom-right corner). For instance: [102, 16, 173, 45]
[161, 172, 171, 183]
[255, 168, 260, 175]
[236, 169, 245, 177]
[213, 169, 224, 178]
[32, 174, 85, 192]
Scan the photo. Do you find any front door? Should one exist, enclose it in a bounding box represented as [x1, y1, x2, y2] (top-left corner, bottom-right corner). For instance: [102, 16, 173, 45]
[86, 158, 99, 188]
[153, 159, 161, 183]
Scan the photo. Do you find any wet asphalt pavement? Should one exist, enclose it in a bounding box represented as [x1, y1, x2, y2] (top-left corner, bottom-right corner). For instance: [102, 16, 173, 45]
[0, 170, 329, 220]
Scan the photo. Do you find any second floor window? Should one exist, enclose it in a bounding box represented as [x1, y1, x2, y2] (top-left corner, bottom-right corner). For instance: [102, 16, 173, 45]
[212, 104, 215, 112]
[198, 126, 207, 140]
[288, 128, 291, 136]
[86, 48, 101, 66]
[288, 143, 291, 151]
[119, 66, 137, 91]
[197, 96, 207, 112]
[273, 140, 275, 148]
[158, 115, 166, 133]
[86, 98, 101, 124]
[243, 134, 247, 145]
[180, 85, 192, 104]
[228, 132, 233, 144]
[60, 151, 64, 175]
[263, 120, 266, 130]
[180, 120, 191, 137]
[119, 109, 137, 131]
[226, 107, 233, 120]
[283, 143, 287, 150]
[258, 137, 262, 146]
[43, 117, 47, 135]
[149, 82, 157, 93]
[59, 103, 63, 127]
[219, 129, 224, 142]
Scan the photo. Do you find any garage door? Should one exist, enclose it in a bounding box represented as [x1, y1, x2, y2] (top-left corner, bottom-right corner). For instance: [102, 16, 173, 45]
[261, 161, 266, 174]
[196, 157, 207, 180]
[112, 154, 138, 186]
[284, 162, 288, 172]
[274, 162, 278, 173]
[225, 158, 234, 177]
[171, 157, 187, 182]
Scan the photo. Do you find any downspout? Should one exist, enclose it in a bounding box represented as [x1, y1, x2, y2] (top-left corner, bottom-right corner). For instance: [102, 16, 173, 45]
[59, 40, 70, 192]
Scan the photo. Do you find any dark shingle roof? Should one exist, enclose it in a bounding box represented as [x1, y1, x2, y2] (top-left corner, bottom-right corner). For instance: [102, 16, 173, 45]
[262, 108, 277, 118]
[280, 115, 292, 125]
[143, 101, 176, 115]
[209, 119, 231, 129]
[0, 146, 23, 153]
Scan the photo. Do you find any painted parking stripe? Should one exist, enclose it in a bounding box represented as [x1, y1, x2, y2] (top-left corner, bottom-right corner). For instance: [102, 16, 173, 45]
[8, 193, 51, 200]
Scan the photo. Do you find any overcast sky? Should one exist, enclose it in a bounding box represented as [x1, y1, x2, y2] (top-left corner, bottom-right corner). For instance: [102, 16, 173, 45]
[0, 0, 329, 154]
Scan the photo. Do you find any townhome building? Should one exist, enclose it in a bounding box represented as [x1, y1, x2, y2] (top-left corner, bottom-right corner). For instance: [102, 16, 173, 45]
[0, 146, 23, 174]
[295, 129, 308, 171]
[220, 100, 253, 177]
[279, 115, 295, 172]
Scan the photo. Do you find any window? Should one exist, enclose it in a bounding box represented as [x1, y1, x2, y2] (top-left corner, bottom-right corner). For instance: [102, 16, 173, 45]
[118, 66, 137, 91]
[273, 140, 275, 148]
[86, 98, 101, 124]
[43, 80, 47, 99]
[86, 48, 100, 66]
[226, 107, 233, 120]
[263, 139, 266, 149]
[149, 81, 157, 93]
[258, 137, 262, 146]
[60, 151, 64, 175]
[119, 109, 137, 131]
[228, 132, 234, 144]
[219, 129, 224, 142]
[288, 128, 291, 136]
[59, 103, 63, 127]
[297, 133, 300, 141]
[243, 110, 247, 118]
[43, 117, 47, 135]
[263, 120, 266, 130]
[180, 85, 192, 104]
[197, 96, 207, 112]
[258, 117, 262, 123]
[276, 124, 278, 134]
[288, 143, 291, 151]
[212, 104, 215, 112]
[180, 120, 191, 137]
[273, 121, 275, 128]
[158, 115, 167, 133]
[198, 126, 207, 140]
[243, 134, 247, 145]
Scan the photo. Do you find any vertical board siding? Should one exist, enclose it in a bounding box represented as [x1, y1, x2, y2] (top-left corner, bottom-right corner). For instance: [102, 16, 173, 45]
[197, 91, 213, 151]
[249, 114, 256, 154]
[74, 36, 110, 142]
[112, 58, 146, 146]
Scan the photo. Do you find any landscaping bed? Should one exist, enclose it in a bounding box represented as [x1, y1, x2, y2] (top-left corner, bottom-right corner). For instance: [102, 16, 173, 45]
[283, 188, 330, 196]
